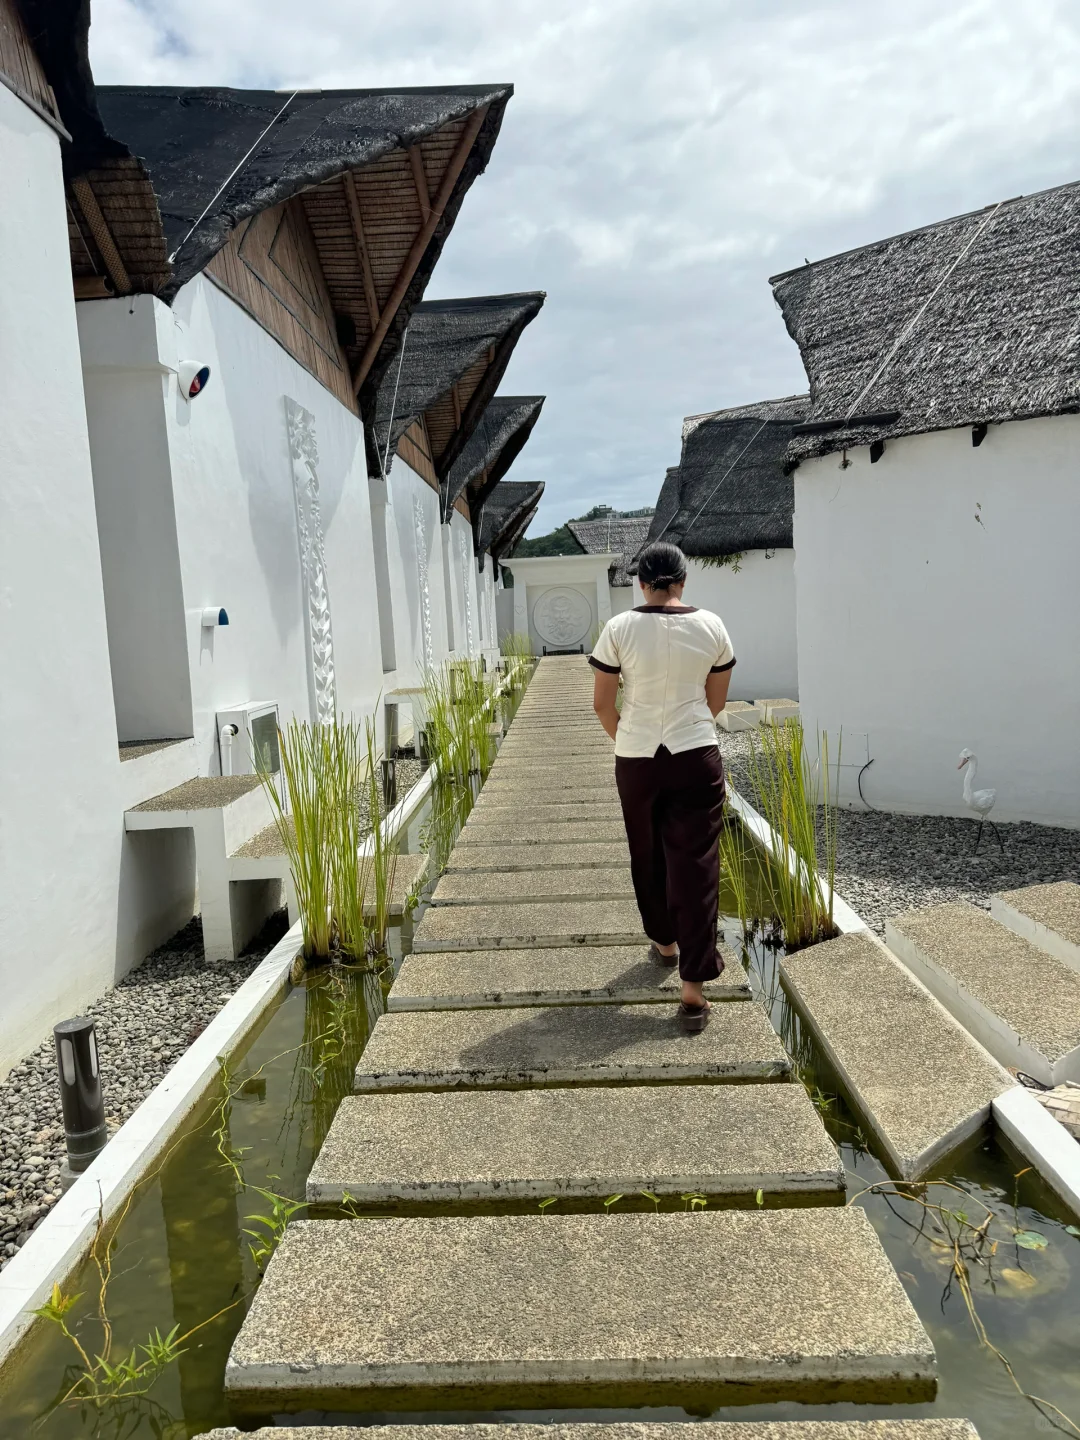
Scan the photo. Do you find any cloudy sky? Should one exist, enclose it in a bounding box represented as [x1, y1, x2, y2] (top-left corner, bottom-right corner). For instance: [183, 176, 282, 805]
[91, 0, 1080, 531]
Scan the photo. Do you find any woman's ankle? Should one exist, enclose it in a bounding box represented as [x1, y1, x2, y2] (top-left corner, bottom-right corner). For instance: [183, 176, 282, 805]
[682, 982, 706, 1007]
[653, 939, 678, 957]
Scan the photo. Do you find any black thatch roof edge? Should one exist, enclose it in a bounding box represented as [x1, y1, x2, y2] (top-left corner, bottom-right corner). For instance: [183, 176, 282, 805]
[770, 181, 1080, 464]
[444, 395, 545, 517]
[16, 0, 124, 170]
[476, 479, 545, 565]
[633, 395, 807, 564]
[496, 498, 543, 561]
[366, 291, 544, 480]
[567, 516, 652, 587]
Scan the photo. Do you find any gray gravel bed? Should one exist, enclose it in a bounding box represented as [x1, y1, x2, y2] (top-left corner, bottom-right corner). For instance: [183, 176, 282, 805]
[0, 759, 426, 1267]
[719, 729, 1080, 936]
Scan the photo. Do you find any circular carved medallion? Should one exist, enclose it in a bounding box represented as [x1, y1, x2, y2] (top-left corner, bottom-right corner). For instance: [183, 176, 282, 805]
[532, 587, 593, 647]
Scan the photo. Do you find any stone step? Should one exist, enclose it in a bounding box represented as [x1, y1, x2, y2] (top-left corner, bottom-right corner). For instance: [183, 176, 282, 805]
[307, 1083, 843, 1206]
[413, 898, 644, 951]
[497, 737, 613, 755]
[431, 867, 635, 907]
[387, 944, 749, 1009]
[781, 932, 1013, 1179]
[886, 902, 1080, 1088]
[484, 765, 615, 787]
[464, 803, 624, 829]
[354, 1001, 790, 1091]
[991, 881, 1080, 972]
[472, 788, 618, 812]
[444, 839, 630, 872]
[203, 1421, 978, 1440]
[455, 817, 627, 846]
[223, 1208, 934, 1413]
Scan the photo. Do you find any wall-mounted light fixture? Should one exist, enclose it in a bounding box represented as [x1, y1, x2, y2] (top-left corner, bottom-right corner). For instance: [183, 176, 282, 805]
[201, 607, 229, 627]
[178, 359, 211, 400]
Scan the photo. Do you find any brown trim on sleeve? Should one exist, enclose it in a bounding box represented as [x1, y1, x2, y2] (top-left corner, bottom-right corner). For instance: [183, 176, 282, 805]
[589, 657, 621, 675]
[710, 657, 736, 673]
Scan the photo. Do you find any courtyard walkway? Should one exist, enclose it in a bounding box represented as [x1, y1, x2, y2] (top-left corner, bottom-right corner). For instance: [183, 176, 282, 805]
[216, 658, 956, 1435]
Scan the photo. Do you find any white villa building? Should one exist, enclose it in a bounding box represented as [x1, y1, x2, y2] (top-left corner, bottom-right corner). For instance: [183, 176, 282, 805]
[771, 185, 1080, 825]
[638, 399, 807, 701]
[0, 2, 547, 1074]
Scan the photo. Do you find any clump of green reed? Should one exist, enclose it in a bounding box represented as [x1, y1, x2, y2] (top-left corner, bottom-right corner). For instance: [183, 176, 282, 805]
[499, 631, 534, 689]
[718, 806, 754, 940]
[422, 658, 497, 785]
[262, 719, 334, 959]
[359, 714, 398, 954]
[744, 717, 840, 949]
[260, 715, 404, 964]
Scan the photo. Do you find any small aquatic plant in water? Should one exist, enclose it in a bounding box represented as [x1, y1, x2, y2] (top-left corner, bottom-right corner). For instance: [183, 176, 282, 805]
[744, 717, 840, 948]
[422, 659, 498, 785]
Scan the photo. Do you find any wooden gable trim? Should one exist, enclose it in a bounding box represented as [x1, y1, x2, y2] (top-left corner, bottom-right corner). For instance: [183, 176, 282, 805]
[206, 196, 356, 413]
[0, 0, 66, 137]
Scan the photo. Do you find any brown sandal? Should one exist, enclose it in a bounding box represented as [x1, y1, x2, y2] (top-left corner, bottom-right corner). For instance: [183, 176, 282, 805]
[649, 942, 679, 968]
[678, 1001, 711, 1033]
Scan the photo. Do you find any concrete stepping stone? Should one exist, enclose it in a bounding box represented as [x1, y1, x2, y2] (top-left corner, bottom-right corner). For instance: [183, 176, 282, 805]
[781, 932, 1013, 1178]
[431, 867, 634, 906]
[473, 788, 617, 812]
[886, 903, 1080, 1087]
[354, 1001, 790, 1090]
[307, 1083, 843, 1205]
[223, 1208, 934, 1412]
[486, 759, 615, 778]
[456, 818, 627, 846]
[413, 897, 644, 950]
[445, 840, 630, 872]
[991, 881, 1080, 972]
[464, 802, 624, 828]
[387, 944, 749, 1009]
[203, 1421, 978, 1440]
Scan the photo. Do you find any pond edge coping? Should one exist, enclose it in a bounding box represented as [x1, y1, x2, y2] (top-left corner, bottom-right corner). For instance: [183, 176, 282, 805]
[728, 785, 1080, 1218]
[0, 759, 439, 1370]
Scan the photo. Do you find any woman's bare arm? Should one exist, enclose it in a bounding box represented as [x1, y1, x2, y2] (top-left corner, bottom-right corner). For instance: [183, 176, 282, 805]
[705, 668, 732, 716]
[592, 669, 621, 740]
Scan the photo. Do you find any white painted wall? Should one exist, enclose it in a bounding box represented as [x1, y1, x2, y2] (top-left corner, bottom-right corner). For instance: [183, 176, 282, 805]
[0, 87, 189, 1076]
[794, 419, 1080, 824]
[501, 554, 617, 655]
[680, 552, 798, 702]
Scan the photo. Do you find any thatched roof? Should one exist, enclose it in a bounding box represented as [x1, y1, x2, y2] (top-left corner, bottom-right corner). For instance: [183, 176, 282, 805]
[444, 395, 545, 523]
[637, 395, 808, 561]
[14, 0, 117, 161]
[368, 292, 544, 479]
[566, 516, 651, 586]
[771, 181, 1080, 466]
[66, 83, 510, 404]
[476, 480, 545, 565]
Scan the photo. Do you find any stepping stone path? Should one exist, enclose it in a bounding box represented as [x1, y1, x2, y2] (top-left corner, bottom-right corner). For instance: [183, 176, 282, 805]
[204, 1420, 979, 1440]
[223, 658, 940, 1421]
[887, 901, 1080, 1087]
[782, 932, 1013, 1178]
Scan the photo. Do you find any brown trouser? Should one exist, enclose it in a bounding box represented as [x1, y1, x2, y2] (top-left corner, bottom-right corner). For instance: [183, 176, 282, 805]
[614, 743, 726, 982]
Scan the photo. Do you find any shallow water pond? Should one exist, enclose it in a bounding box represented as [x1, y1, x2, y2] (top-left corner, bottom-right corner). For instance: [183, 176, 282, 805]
[1, 776, 1079, 1437]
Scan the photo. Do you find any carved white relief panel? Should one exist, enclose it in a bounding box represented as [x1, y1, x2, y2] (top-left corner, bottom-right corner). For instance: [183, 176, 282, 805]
[533, 586, 593, 649]
[412, 495, 433, 670]
[458, 528, 474, 657]
[285, 397, 337, 724]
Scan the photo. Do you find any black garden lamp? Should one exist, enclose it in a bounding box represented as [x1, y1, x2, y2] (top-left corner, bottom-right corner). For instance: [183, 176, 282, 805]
[53, 1017, 108, 1174]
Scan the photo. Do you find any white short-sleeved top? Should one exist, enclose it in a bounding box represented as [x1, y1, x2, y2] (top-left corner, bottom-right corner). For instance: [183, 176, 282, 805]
[589, 605, 736, 758]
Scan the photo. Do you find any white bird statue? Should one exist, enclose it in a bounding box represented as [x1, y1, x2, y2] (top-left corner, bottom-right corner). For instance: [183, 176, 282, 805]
[958, 748, 1002, 853]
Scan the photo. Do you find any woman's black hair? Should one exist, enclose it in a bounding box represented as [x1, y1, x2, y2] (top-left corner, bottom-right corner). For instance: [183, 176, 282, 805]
[636, 540, 688, 591]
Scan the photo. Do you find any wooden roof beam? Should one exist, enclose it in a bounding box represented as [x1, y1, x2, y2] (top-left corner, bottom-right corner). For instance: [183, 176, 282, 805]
[451, 380, 462, 426]
[342, 171, 380, 329]
[71, 178, 131, 296]
[408, 144, 431, 224]
[353, 105, 489, 394]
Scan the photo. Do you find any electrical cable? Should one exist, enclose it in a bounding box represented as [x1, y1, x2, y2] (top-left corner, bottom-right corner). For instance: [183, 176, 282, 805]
[379, 325, 410, 486]
[857, 757, 878, 811]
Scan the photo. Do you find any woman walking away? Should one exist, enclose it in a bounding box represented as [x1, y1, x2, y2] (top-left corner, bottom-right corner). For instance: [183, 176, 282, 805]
[590, 541, 735, 1032]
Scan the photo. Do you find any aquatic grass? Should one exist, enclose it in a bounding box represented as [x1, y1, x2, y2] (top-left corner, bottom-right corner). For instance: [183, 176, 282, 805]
[324, 718, 370, 963]
[718, 807, 754, 939]
[260, 719, 333, 960]
[359, 714, 399, 956]
[422, 658, 499, 785]
[744, 717, 840, 949]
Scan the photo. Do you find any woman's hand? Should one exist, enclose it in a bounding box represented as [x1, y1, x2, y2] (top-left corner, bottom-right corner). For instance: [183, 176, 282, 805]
[592, 669, 621, 741]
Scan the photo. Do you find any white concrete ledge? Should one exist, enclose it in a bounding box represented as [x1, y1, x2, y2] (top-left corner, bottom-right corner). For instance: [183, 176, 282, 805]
[991, 890, 1080, 975]
[0, 758, 437, 1369]
[0, 919, 303, 1367]
[992, 1086, 1080, 1220]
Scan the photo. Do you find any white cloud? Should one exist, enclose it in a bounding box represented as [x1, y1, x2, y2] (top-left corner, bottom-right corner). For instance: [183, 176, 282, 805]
[90, 0, 1080, 528]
